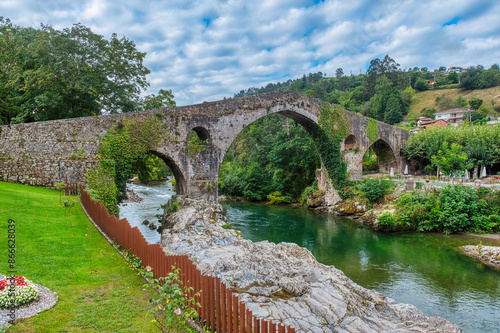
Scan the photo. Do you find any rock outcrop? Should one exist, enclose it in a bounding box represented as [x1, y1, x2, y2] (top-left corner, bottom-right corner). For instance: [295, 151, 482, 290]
[462, 245, 500, 270]
[161, 197, 462, 332]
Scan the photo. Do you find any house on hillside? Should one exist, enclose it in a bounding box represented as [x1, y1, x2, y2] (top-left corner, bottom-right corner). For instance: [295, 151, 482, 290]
[447, 66, 465, 73]
[433, 108, 469, 125]
[416, 117, 447, 130]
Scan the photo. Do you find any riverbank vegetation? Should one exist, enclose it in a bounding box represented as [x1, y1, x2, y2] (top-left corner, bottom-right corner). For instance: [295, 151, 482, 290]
[0, 181, 157, 331]
[377, 185, 500, 234]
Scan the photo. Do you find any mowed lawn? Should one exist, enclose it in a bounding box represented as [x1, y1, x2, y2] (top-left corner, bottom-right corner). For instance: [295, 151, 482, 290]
[0, 182, 157, 332]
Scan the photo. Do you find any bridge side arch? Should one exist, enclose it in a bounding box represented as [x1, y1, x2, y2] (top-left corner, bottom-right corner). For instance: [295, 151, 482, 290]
[149, 150, 187, 194]
[361, 139, 398, 173]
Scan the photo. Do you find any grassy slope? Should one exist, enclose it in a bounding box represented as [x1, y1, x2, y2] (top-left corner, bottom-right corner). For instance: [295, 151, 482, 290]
[407, 86, 500, 120]
[0, 182, 157, 332]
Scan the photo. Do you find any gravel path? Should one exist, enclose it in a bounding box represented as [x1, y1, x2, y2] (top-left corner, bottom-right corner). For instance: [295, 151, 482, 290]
[0, 274, 58, 329]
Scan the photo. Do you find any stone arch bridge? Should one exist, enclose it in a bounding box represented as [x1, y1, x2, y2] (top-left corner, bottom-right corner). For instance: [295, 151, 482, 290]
[0, 91, 409, 199]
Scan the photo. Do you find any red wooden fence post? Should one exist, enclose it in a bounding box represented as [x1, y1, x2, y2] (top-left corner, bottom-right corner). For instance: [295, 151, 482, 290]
[216, 277, 222, 331]
[233, 294, 239, 332]
[227, 289, 233, 333]
[221, 282, 227, 333]
[239, 302, 246, 333]
[261, 318, 268, 333]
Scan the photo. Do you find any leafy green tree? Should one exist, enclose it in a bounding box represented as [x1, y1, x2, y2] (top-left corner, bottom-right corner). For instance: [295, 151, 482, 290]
[414, 78, 429, 91]
[335, 68, 344, 78]
[421, 107, 437, 119]
[218, 114, 321, 201]
[384, 95, 404, 124]
[468, 97, 483, 110]
[430, 142, 472, 180]
[448, 72, 459, 84]
[0, 19, 150, 124]
[460, 66, 483, 89]
[462, 111, 486, 123]
[141, 89, 176, 110]
[478, 68, 500, 88]
[464, 137, 492, 175]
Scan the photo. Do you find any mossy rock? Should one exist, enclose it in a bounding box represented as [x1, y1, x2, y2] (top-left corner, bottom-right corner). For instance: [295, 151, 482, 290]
[333, 200, 367, 216]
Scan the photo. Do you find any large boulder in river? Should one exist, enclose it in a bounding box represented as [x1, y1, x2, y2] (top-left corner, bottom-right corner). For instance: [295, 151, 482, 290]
[161, 197, 462, 333]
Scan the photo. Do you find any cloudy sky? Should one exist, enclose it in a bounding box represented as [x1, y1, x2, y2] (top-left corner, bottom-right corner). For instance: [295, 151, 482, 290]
[1, 0, 499, 106]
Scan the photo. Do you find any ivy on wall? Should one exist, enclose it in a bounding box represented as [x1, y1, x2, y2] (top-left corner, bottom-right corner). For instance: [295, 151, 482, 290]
[86, 117, 165, 214]
[367, 118, 379, 143]
[315, 103, 350, 199]
[318, 102, 352, 141]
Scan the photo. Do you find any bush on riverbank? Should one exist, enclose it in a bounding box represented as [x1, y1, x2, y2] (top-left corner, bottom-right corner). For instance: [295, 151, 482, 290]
[378, 185, 500, 234]
[357, 178, 395, 202]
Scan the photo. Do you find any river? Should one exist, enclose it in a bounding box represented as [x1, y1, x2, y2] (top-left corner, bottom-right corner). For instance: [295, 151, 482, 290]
[120, 181, 500, 333]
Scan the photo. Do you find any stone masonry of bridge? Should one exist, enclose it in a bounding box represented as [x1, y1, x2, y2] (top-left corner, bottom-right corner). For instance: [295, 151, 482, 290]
[0, 91, 409, 199]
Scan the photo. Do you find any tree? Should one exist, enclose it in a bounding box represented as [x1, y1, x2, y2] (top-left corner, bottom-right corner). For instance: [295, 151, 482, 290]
[421, 107, 437, 119]
[460, 66, 483, 89]
[469, 97, 483, 110]
[141, 89, 176, 110]
[448, 72, 459, 84]
[364, 55, 401, 95]
[438, 66, 447, 72]
[464, 137, 492, 178]
[0, 19, 150, 124]
[384, 95, 404, 125]
[414, 78, 429, 91]
[335, 68, 344, 78]
[430, 142, 471, 181]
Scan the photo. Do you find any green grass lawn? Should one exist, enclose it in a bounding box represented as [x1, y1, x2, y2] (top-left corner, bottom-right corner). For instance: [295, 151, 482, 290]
[0, 181, 158, 332]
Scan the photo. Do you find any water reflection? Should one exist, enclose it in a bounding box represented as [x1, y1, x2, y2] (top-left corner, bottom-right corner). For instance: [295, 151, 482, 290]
[222, 202, 500, 333]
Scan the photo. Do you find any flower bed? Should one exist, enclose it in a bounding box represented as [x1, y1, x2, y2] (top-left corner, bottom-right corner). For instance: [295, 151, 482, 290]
[0, 276, 39, 308]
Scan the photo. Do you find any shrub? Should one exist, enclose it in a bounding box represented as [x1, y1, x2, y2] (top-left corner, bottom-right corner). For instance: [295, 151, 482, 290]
[243, 190, 263, 201]
[266, 191, 293, 205]
[377, 213, 398, 230]
[145, 267, 200, 333]
[362, 159, 379, 171]
[357, 178, 394, 202]
[436, 185, 484, 234]
[300, 181, 320, 206]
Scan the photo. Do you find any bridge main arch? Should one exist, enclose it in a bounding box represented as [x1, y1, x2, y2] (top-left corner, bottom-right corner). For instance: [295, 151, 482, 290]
[177, 92, 409, 199]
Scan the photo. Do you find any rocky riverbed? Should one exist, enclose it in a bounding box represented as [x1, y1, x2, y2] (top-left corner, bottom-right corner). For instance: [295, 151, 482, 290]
[461, 245, 500, 270]
[161, 196, 462, 332]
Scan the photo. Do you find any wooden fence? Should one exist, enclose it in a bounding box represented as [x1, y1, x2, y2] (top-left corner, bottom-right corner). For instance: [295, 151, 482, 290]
[77, 184, 295, 333]
[64, 176, 79, 196]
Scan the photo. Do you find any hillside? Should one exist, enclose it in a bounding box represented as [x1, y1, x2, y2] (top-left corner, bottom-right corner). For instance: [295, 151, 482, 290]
[407, 86, 500, 120]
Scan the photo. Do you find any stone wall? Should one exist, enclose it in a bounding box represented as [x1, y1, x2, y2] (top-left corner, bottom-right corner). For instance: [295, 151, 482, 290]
[0, 118, 103, 187]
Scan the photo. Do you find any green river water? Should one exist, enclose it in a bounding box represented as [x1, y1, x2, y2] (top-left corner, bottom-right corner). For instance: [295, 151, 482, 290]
[221, 201, 500, 333]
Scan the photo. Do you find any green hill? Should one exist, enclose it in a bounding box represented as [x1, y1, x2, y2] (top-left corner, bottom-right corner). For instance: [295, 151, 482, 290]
[408, 86, 500, 120]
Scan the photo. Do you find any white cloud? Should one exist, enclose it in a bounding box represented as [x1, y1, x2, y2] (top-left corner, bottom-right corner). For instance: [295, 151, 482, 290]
[1, 0, 500, 105]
